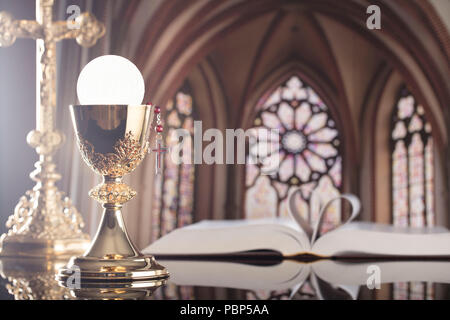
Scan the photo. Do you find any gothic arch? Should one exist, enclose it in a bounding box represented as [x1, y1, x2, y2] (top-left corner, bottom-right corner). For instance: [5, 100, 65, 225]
[361, 70, 448, 226]
[125, 0, 448, 122]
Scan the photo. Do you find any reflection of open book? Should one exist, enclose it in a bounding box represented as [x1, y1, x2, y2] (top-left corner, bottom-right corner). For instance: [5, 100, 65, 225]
[144, 192, 450, 260]
[157, 259, 450, 299]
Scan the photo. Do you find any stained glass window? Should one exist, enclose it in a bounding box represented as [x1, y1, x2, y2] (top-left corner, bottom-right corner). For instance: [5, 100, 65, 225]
[391, 87, 435, 300]
[245, 75, 342, 232]
[151, 82, 196, 299]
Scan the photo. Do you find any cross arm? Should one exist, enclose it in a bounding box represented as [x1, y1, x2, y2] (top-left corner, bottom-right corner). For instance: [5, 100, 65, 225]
[0, 12, 43, 47]
[51, 12, 105, 48]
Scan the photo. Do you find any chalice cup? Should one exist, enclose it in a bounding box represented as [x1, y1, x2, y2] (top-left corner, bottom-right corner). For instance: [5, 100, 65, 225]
[57, 104, 169, 283]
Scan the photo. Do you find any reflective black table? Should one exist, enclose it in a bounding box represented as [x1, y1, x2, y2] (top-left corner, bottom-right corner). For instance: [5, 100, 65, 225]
[0, 257, 448, 300]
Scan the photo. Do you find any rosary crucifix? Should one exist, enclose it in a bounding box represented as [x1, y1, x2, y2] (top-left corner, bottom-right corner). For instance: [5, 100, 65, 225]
[0, 0, 105, 256]
[151, 105, 168, 175]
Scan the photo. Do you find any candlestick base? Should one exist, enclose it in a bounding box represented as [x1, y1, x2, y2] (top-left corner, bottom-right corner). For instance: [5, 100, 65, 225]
[0, 156, 90, 258]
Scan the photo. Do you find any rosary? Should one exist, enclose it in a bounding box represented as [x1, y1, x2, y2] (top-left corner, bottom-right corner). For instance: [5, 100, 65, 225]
[149, 103, 168, 175]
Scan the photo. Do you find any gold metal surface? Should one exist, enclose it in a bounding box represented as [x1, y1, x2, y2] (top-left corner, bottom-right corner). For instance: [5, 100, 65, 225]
[63, 279, 167, 300]
[0, 0, 105, 257]
[0, 257, 71, 300]
[0, 256, 165, 300]
[57, 105, 169, 282]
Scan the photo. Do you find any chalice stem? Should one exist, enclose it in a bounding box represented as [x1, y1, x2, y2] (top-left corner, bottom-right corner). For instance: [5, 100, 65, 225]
[84, 175, 141, 258]
[84, 204, 140, 258]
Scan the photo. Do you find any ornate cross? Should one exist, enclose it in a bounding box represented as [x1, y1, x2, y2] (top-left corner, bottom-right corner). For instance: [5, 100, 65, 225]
[152, 140, 168, 175]
[0, 0, 105, 257]
[0, 0, 104, 145]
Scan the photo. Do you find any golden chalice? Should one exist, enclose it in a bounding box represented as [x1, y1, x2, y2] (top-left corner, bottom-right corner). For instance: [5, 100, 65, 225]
[57, 104, 169, 282]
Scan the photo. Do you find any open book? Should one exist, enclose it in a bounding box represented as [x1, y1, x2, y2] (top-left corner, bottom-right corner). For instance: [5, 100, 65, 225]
[144, 190, 450, 260]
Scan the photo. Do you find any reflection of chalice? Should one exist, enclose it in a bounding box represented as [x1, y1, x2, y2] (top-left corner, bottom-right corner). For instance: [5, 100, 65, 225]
[63, 278, 167, 300]
[57, 104, 169, 282]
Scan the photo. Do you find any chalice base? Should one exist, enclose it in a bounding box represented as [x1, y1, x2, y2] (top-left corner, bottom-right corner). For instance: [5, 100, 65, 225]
[57, 205, 169, 283]
[57, 254, 169, 282]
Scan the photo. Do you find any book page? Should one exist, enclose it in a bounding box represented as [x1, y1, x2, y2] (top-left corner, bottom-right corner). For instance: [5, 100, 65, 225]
[183, 217, 301, 231]
[144, 218, 310, 256]
[312, 222, 450, 257]
[336, 222, 448, 234]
